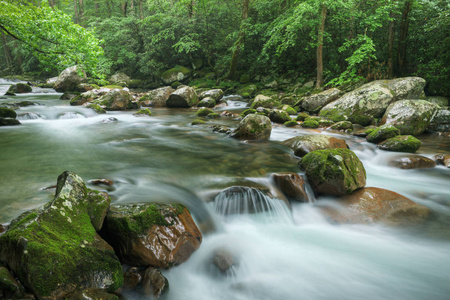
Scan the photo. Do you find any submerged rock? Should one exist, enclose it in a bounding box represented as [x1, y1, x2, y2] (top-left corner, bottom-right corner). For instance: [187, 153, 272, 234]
[102, 203, 202, 268]
[319, 187, 431, 225]
[389, 155, 436, 169]
[378, 135, 421, 153]
[283, 135, 349, 157]
[433, 154, 450, 168]
[271, 173, 310, 203]
[232, 114, 272, 140]
[366, 124, 400, 144]
[138, 86, 175, 107]
[0, 171, 122, 299]
[212, 249, 236, 273]
[166, 86, 198, 107]
[299, 149, 366, 196]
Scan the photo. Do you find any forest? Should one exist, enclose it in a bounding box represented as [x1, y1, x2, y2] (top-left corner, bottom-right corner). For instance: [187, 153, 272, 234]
[0, 0, 449, 96]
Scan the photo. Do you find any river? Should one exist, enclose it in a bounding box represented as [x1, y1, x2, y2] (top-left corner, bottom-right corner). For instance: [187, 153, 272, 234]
[0, 79, 449, 300]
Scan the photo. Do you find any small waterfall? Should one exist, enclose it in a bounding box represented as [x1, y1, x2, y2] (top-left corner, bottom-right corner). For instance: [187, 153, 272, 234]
[18, 112, 45, 120]
[58, 112, 86, 119]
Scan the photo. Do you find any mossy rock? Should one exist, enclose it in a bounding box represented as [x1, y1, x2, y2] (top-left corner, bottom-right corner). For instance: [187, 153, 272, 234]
[128, 79, 143, 89]
[171, 81, 182, 89]
[378, 135, 421, 153]
[85, 103, 106, 114]
[0, 171, 122, 299]
[299, 148, 366, 196]
[166, 86, 198, 108]
[241, 108, 257, 117]
[102, 85, 124, 89]
[196, 107, 214, 117]
[250, 94, 280, 109]
[302, 118, 319, 128]
[94, 89, 133, 110]
[232, 114, 272, 140]
[283, 135, 349, 157]
[329, 121, 353, 131]
[191, 119, 206, 125]
[284, 120, 299, 127]
[197, 97, 216, 108]
[134, 108, 152, 117]
[281, 105, 297, 115]
[207, 113, 220, 119]
[366, 124, 401, 144]
[0, 266, 25, 298]
[296, 112, 310, 121]
[6, 83, 32, 94]
[60, 91, 81, 100]
[161, 66, 192, 85]
[0, 107, 17, 118]
[237, 84, 258, 99]
[269, 109, 291, 124]
[0, 118, 21, 126]
[240, 74, 251, 84]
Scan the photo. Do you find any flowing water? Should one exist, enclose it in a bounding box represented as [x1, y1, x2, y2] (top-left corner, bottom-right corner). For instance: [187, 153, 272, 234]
[0, 79, 449, 299]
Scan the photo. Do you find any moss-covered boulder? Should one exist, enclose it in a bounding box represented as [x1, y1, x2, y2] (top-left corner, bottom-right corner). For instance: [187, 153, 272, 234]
[0, 266, 25, 298]
[380, 100, 439, 135]
[84, 103, 106, 114]
[60, 91, 81, 101]
[64, 288, 120, 300]
[191, 119, 206, 125]
[319, 77, 426, 126]
[283, 135, 349, 157]
[366, 124, 401, 144]
[101, 203, 202, 268]
[426, 96, 448, 107]
[139, 86, 175, 107]
[377, 135, 421, 153]
[134, 108, 152, 117]
[0, 107, 17, 119]
[241, 108, 257, 117]
[328, 121, 353, 131]
[0, 118, 21, 126]
[281, 105, 297, 115]
[296, 112, 310, 121]
[301, 88, 341, 113]
[54, 66, 84, 92]
[0, 171, 122, 299]
[161, 66, 191, 85]
[231, 114, 272, 140]
[94, 89, 133, 110]
[269, 109, 291, 124]
[250, 94, 279, 109]
[302, 118, 319, 128]
[197, 97, 216, 108]
[110, 73, 131, 86]
[299, 149, 366, 196]
[6, 83, 32, 95]
[319, 187, 431, 225]
[284, 120, 298, 127]
[196, 107, 214, 117]
[428, 107, 450, 132]
[236, 84, 258, 99]
[434, 154, 450, 168]
[389, 155, 436, 169]
[166, 86, 198, 108]
[198, 89, 224, 101]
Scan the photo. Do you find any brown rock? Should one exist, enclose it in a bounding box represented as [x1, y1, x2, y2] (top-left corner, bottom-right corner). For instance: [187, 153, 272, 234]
[389, 155, 436, 169]
[142, 267, 169, 299]
[319, 187, 431, 225]
[283, 135, 348, 157]
[88, 179, 114, 186]
[0, 224, 5, 234]
[122, 267, 142, 290]
[433, 154, 450, 168]
[271, 173, 310, 202]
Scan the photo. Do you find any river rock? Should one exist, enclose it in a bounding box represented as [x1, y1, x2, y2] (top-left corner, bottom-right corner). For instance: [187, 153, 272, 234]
[426, 96, 448, 107]
[122, 267, 142, 290]
[213, 249, 235, 273]
[428, 107, 450, 132]
[0, 171, 122, 299]
[138, 86, 175, 107]
[380, 100, 439, 135]
[60, 91, 80, 100]
[54, 66, 84, 92]
[271, 173, 309, 202]
[378, 135, 421, 153]
[237, 84, 258, 98]
[166, 86, 198, 107]
[319, 187, 431, 225]
[299, 149, 366, 196]
[102, 203, 202, 268]
[0, 266, 25, 298]
[433, 154, 450, 168]
[94, 89, 133, 110]
[231, 114, 272, 140]
[141, 267, 169, 298]
[301, 88, 341, 113]
[283, 135, 349, 157]
[0, 107, 17, 119]
[269, 109, 291, 124]
[65, 288, 119, 300]
[0, 118, 21, 126]
[250, 94, 279, 109]
[161, 67, 191, 85]
[328, 121, 353, 131]
[366, 124, 401, 144]
[319, 77, 426, 125]
[198, 89, 224, 101]
[6, 83, 32, 94]
[197, 97, 216, 108]
[389, 155, 436, 169]
[213, 186, 289, 215]
[110, 73, 131, 86]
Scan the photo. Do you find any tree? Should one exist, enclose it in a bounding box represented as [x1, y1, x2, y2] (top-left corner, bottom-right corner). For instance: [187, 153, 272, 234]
[226, 0, 249, 80]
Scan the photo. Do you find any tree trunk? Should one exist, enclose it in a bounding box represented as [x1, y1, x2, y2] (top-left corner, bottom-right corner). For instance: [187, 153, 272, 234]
[397, 0, 412, 75]
[388, 11, 395, 78]
[74, 0, 79, 23]
[139, 0, 144, 20]
[78, 0, 84, 25]
[226, 0, 249, 80]
[121, 1, 128, 17]
[1, 32, 12, 70]
[316, 3, 327, 89]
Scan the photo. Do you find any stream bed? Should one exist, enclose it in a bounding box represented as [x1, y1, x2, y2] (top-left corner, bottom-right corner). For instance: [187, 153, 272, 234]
[0, 79, 449, 300]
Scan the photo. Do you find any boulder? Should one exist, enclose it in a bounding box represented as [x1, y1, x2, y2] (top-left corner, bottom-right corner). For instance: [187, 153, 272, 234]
[65, 288, 119, 300]
[139, 86, 175, 107]
[366, 124, 401, 144]
[380, 100, 439, 135]
[319, 187, 431, 225]
[196, 107, 214, 117]
[60, 91, 81, 101]
[0, 107, 17, 119]
[301, 88, 341, 113]
[166, 86, 198, 108]
[328, 121, 353, 131]
[0, 118, 21, 126]
[161, 67, 191, 85]
[54, 66, 84, 92]
[102, 203, 202, 268]
[389, 155, 436, 169]
[6, 83, 32, 94]
[110, 73, 131, 86]
[268, 109, 291, 124]
[134, 108, 152, 117]
[426, 96, 448, 107]
[250, 94, 279, 109]
[302, 118, 319, 128]
[77, 83, 98, 93]
[299, 149, 366, 196]
[236, 84, 258, 98]
[319, 77, 426, 125]
[197, 97, 216, 108]
[198, 89, 224, 101]
[0, 266, 25, 298]
[0, 171, 122, 299]
[212, 249, 235, 273]
[378, 135, 421, 153]
[271, 173, 310, 203]
[141, 267, 169, 299]
[433, 154, 450, 168]
[231, 114, 272, 140]
[283, 135, 349, 157]
[94, 89, 133, 110]
[428, 107, 450, 132]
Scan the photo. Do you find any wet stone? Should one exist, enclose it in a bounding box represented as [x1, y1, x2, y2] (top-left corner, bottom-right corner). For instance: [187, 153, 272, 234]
[271, 173, 310, 203]
[389, 155, 436, 169]
[433, 154, 450, 168]
[142, 267, 169, 299]
[213, 249, 235, 273]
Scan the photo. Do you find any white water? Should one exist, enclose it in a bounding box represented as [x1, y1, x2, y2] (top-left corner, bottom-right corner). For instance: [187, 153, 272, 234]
[0, 81, 449, 299]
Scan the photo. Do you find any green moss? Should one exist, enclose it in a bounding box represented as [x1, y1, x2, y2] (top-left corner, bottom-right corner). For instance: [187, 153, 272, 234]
[241, 108, 257, 117]
[171, 81, 182, 89]
[196, 107, 214, 117]
[302, 118, 319, 128]
[207, 113, 220, 119]
[296, 112, 310, 121]
[240, 74, 251, 84]
[284, 120, 298, 127]
[128, 79, 143, 88]
[191, 119, 206, 125]
[102, 85, 124, 89]
[86, 103, 106, 114]
[0, 107, 17, 118]
[378, 135, 421, 153]
[319, 107, 346, 123]
[366, 124, 400, 144]
[134, 108, 152, 116]
[284, 106, 297, 115]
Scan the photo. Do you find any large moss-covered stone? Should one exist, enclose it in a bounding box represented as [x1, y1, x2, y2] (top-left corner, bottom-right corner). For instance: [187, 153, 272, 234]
[54, 66, 84, 92]
[366, 124, 400, 144]
[0, 118, 21, 126]
[198, 89, 224, 101]
[232, 114, 272, 140]
[426, 96, 448, 107]
[269, 109, 291, 124]
[102, 203, 202, 268]
[319, 77, 426, 125]
[380, 100, 439, 135]
[237, 84, 258, 99]
[197, 97, 216, 108]
[319, 187, 431, 225]
[94, 89, 133, 110]
[0, 171, 122, 299]
[166, 86, 198, 107]
[161, 67, 191, 85]
[301, 88, 341, 113]
[110, 73, 131, 86]
[0, 266, 25, 298]
[250, 94, 280, 109]
[299, 149, 366, 196]
[428, 107, 450, 132]
[138, 86, 175, 107]
[283, 135, 349, 157]
[0, 107, 17, 119]
[378, 135, 421, 153]
[6, 83, 32, 94]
